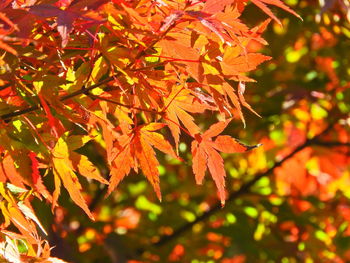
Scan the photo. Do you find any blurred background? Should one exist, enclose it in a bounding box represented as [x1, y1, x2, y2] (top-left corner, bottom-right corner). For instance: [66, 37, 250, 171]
[34, 0, 350, 262]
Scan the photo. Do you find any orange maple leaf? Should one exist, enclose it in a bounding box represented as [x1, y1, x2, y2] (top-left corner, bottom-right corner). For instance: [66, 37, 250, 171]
[51, 134, 108, 220]
[191, 120, 261, 205]
[108, 123, 178, 200]
[164, 86, 205, 149]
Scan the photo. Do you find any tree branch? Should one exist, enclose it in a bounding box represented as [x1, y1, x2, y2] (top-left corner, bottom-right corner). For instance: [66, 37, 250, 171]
[309, 140, 350, 147]
[151, 141, 309, 248]
[151, 122, 341, 248]
[0, 75, 118, 121]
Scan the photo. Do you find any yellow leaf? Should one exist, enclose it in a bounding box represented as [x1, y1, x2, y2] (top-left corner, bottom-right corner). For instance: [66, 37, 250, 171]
[53, 159, 94, 220]
[52, 137, 94, 220]
[70, 152, 108, 184]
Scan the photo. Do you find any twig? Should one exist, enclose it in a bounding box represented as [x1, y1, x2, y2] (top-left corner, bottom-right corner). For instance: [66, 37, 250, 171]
[0, 75, 117, 121]
[88, 94, 162, 114]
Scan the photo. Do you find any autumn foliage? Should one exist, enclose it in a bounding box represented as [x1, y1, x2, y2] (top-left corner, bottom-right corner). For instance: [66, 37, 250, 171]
[0, 0, 349, 262]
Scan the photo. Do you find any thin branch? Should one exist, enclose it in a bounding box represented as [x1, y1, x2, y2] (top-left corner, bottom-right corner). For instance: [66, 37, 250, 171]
[88, 94, 162, 114]
[61, 75, 118, 101]
[0, 105, 41, 121]
[0, 75, 118, 121]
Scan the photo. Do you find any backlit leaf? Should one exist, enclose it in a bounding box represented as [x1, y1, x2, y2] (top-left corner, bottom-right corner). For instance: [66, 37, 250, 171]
[52, 136, 94, 220]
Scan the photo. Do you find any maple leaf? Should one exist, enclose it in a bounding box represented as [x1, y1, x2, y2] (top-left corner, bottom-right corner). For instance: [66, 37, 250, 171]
[221, 49, 271, 76]
[51, 135, 106, 220]
[0, 183, 39, 244]
[89, 114, 118, 164]
[191, 120, 261, 205]
[28, 151, 52, 202]
[163, 86, 205, 149]
[139, 123, 178, 160]
[17, 201, 47, 236]
[108, 123, 178, 200]
[0, 154, 26, 189]
[158, 37, 200, 80]
[237, 81, 261, 117]
[38, 95, 65, 139]
[134, 131, 162, 200]
[108, 134, 134, 195]
[70, 152, 108, 184]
